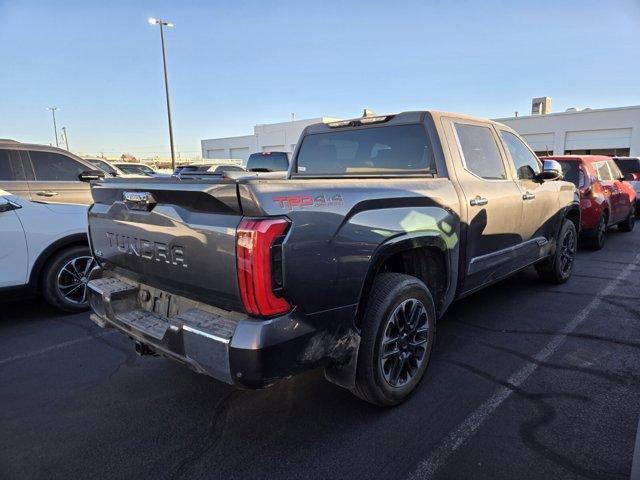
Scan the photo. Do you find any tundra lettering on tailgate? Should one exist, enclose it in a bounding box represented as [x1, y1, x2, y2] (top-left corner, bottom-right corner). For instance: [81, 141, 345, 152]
[105, 232, 188, 268]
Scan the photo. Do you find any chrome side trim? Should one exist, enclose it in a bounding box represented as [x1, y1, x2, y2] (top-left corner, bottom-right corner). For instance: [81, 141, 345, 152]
[466, 236, 551, 280]
[469, 237, 547, 267]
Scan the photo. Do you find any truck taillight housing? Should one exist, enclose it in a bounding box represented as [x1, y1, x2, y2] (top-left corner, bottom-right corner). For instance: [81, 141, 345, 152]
[236, 218, 291, 317]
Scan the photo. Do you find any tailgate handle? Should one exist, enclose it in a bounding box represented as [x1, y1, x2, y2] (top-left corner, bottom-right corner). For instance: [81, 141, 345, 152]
[123, 191, 156, 211]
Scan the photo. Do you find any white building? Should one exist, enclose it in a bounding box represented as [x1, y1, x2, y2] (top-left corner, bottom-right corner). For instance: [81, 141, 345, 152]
[201, 116, 340, 162]
[200, 102, 640, 163]
[495, 104, 640, 157]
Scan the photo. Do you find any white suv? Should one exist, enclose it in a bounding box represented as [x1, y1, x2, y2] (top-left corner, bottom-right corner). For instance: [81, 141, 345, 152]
[0, 189, 95, 311]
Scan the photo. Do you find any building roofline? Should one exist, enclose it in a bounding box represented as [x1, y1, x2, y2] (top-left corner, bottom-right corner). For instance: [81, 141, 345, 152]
[201, 134, 256, 143]
[495, 104, 640, 121]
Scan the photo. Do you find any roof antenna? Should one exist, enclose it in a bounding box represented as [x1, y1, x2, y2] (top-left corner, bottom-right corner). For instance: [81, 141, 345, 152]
[362, 108, 375, 118]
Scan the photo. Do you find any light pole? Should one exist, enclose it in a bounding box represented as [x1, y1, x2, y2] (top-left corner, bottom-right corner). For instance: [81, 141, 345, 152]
[148, 17, 176, 170]
[61, 127, 70, 150]
[47, 107, 59, 148]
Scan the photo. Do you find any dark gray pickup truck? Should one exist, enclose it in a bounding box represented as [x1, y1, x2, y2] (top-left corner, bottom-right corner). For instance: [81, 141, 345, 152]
[87, 111, 580, 406]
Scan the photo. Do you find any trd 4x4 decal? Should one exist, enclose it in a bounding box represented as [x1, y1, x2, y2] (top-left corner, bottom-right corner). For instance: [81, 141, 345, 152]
[273, 194, 344, 210]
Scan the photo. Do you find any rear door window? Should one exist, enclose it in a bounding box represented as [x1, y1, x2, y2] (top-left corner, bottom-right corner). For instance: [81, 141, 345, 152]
[0, 150, 26, 181]
[454, 124, 506, 180]
[295, 124, 433, 175]
[29, 151, 86, 181]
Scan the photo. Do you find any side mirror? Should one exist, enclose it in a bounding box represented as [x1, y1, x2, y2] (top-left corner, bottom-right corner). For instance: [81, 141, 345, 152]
[79, 169, 106, 182]
[0, 197, 22, 213]
[622, 173, 635, 182]
[537, 159, 564, 182]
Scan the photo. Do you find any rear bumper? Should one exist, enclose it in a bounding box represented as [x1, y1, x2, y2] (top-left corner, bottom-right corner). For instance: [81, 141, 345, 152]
[87, 269, 327, 388]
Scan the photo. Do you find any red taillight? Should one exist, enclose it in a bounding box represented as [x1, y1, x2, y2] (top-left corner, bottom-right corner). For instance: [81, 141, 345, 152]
[236, 218, 290, 316]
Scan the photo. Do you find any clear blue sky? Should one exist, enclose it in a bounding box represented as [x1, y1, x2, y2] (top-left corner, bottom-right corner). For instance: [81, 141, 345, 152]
[1, 0, 639, 158]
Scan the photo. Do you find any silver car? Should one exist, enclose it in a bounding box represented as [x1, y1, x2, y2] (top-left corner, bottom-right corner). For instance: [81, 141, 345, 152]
[0, 140, 104, 205]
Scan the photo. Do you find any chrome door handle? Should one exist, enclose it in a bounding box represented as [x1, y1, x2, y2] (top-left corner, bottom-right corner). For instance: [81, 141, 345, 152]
[469, 196, 488, 206]
[522, 192, 536, 200]
[36, 191, 59, 197]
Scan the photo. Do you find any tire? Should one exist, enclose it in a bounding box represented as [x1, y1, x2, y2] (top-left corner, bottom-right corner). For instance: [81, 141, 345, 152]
[583, 213, 607, 250]
[535, 219, 577, 284]
[618, 203, 636, 232]
[41, 245, 96, 313]
[353, 273, 436, 407]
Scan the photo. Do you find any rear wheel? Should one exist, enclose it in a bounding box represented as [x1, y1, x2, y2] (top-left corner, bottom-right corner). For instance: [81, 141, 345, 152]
[618, 204, 636, 232]
[584, 213, 607, 250]
[353, 273, 436, 407]
[536, 219, 577, 284]
[41, 245, 96, 312]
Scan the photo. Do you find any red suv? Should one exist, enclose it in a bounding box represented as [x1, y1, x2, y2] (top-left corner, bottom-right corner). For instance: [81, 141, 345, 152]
[544, 155, 636, 249]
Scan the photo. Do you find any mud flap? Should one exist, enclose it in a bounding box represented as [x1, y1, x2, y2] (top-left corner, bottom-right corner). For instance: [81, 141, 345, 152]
[322, 329, 361, 390]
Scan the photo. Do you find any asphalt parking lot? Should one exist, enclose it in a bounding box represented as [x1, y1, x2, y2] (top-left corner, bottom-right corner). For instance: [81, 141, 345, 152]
[1, 227, 639, 480]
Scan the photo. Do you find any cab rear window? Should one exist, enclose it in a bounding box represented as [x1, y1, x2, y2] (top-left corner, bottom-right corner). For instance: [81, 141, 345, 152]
[246, 152, 289, 172]
[295, 124, 434, 175]
[557, 161, 584, 188]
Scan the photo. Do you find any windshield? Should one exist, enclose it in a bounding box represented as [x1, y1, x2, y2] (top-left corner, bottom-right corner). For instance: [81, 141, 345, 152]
[116, 164, 154, 175]
[295, 124, 433, 175]
[88, 159, 117, 176]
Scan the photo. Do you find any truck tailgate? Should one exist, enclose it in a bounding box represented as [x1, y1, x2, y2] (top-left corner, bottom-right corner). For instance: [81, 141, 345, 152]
[89, 178, 243, 311]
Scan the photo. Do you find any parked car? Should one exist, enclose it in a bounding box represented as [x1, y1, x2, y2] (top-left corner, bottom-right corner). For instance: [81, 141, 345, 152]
[0, 141, 105, 204]
[86, 110, 579, 406]
[546, 155, 636, 249]
[0, 189, 93, 311]
[613, 157, 640, 203]
[246, 151, 289, 172]
[173, 163, 245, 176]
[113, 162, 166, 177]
[85, 157, 126, 177]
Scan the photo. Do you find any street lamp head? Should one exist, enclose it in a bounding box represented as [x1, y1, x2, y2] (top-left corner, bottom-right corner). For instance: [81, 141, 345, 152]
[148, 17, 173, 27]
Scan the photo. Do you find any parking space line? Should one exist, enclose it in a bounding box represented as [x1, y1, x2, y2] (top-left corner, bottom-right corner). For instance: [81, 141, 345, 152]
[0, 330, 115, 367]
[408, 254, 640, 480]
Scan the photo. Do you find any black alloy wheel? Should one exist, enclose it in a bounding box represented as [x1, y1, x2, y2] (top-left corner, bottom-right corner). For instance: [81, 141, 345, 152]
[379, 298, 430, 388]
